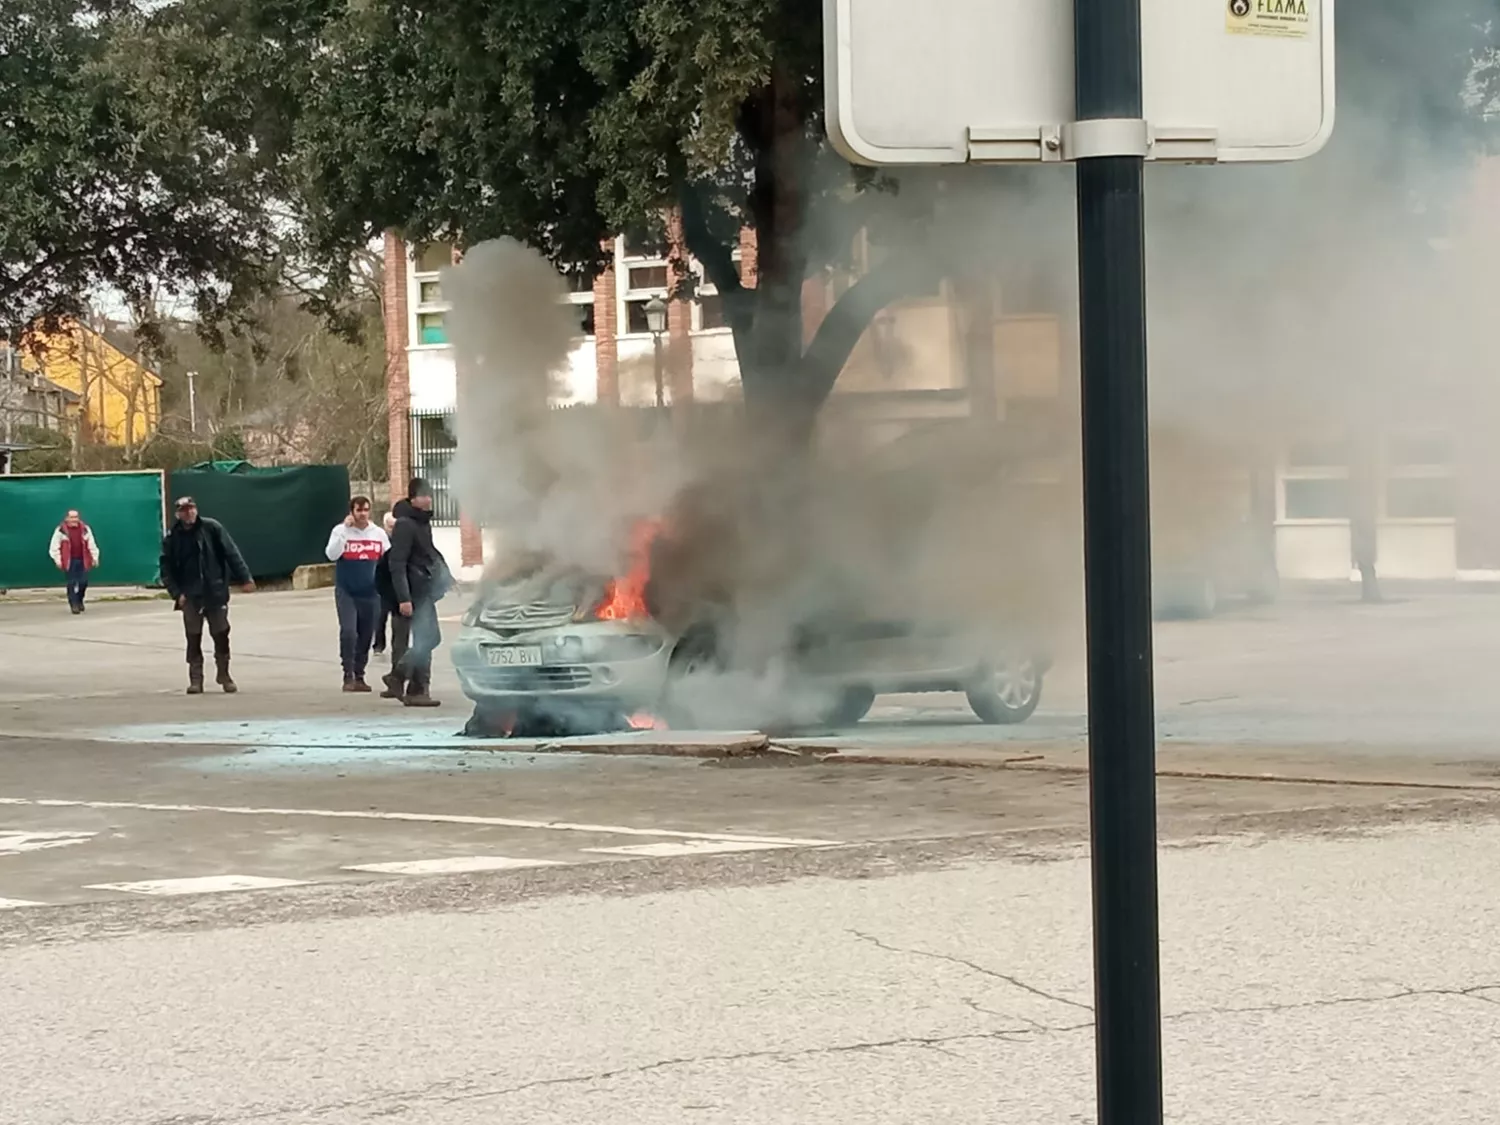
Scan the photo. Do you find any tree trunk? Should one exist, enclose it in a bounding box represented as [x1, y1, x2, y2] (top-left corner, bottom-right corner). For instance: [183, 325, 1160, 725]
[1351, 433, 1382, 603]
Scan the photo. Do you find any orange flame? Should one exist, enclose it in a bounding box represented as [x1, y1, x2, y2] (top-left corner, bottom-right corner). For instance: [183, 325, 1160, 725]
[592, 519, 665, 622]
[627, 712, 667, 730]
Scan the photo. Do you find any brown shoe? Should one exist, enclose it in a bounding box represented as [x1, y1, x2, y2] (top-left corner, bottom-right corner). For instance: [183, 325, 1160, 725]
[380, 672, 405, 700]
[186, 678, 204, 696]
[344, 678, 373, 693]
[402, 693, 441, 708]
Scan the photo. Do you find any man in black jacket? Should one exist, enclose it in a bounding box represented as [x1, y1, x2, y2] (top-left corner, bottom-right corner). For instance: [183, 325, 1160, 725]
[160, 496, 255, 694]
[382, 479, 451, 707]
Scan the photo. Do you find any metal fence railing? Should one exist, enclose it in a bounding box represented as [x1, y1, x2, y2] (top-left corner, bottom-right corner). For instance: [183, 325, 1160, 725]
[408, 409, 460, 525]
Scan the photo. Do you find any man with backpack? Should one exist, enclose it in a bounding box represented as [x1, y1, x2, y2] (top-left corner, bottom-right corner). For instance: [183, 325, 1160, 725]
[379, 478, 452, 707]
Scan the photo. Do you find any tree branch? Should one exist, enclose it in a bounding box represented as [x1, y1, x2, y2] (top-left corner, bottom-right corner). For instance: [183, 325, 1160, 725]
[796, 253, 939, 409]
[677, 184, 744, 296]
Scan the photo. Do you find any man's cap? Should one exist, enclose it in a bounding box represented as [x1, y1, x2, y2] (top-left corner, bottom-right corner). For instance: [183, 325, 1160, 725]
[174, 496, 196, 510]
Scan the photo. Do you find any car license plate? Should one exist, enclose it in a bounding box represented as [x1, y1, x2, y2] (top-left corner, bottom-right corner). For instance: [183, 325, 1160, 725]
[486, 646, 544, 667]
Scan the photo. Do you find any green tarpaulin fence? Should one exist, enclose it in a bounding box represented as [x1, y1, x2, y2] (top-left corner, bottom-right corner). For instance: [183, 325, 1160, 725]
[0, 471, 165, 588]
[167, 464, 351, 581]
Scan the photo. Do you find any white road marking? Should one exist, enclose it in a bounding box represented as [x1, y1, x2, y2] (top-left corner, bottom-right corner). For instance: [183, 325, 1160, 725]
[0, 831, 95, 855]
[0, 797, 840, 847]
[85, 875, 310, 896]
[343, 856, 567, 875]
[583, 840, 798, 858]
[0, 897, 45, 909]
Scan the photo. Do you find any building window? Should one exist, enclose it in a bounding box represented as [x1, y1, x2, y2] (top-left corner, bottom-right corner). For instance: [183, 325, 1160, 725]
[621, 249, 669, 337]
[627, 264, 669, 291]
[417, 312, 448, 346]
[1383, 431, 1455, 520]
[697, 293, 728, 331]
[412, 244, 451, 348]
[691, 249, 740, 333]
[409, 410, 460, 525]
[414, 241, 453, 273]
[1280, 437, 1349, 522]
[1283, 478, 1350, 520]
[556, 270, 596, 339]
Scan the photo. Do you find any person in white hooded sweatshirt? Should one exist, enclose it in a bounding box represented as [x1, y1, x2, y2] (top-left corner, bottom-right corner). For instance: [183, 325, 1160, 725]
[324, 496, 390, 692]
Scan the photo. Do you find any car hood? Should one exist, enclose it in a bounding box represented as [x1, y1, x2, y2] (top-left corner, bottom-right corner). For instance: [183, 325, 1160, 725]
[467, 565, 609, 632]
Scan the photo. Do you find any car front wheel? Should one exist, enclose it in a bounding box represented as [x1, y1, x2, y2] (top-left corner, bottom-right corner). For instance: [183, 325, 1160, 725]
[820, 685, 876, 728]
[966, 656, 1043, 724]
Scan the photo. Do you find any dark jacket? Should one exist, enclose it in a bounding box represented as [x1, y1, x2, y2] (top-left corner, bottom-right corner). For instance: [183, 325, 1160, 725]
[375, 500, 412, 607]
[160, 517, 250, 608]
[385, 501, 451, 606]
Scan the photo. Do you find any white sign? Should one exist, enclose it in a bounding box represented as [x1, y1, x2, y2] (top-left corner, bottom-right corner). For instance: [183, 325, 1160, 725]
[0, 831, 95, 855]
[825, 0, 1334, 165]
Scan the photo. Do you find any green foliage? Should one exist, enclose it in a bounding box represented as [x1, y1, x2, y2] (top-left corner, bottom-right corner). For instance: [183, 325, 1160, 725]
[0, 0, 307, 344]
[9, 424, 71, 475]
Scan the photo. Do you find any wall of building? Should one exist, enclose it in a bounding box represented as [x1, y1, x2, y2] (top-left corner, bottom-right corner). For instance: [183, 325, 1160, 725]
[19, 324, 161, 448]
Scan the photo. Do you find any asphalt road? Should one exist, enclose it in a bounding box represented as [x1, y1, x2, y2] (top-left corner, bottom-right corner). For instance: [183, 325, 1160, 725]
[2, 588, 1499, 1122]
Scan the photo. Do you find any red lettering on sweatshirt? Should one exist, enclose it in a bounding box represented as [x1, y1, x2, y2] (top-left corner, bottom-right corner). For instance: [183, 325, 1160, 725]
[342, 540, 385, 562]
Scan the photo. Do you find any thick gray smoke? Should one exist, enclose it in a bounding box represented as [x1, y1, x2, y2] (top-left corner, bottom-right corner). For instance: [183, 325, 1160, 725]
[444, 238, 688, 578]
[438, 16, 1496, 731]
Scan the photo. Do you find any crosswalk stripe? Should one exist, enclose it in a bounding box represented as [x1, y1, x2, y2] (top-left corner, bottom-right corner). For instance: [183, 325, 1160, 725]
[343, 856, 566, 875]
[0, 897, 45, 909]
[582, 840, 798, 858]
[84, 875, 311, 896]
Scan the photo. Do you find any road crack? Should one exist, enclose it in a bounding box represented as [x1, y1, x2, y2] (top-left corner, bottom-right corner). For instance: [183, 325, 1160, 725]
[849, 928, 1096, 1012]
[154, 980, 1500, 1121]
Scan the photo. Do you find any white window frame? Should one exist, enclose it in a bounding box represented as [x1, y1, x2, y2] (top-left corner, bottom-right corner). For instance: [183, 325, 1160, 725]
[563, 287, 596, 339]
[1381, 430, 1456, 524]
[1277, 436, 1351, 525]
[409, 250, 452, 351]
[690, 249, 741, 335]
[617, 236, 670, 339]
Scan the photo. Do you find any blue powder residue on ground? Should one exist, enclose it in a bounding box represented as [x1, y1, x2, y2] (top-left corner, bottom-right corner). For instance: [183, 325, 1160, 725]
[84, 716, 680, 774]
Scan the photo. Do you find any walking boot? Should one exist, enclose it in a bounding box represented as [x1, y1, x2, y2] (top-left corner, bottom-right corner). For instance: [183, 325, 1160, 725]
[401, 672, 440, 708]
[187, 668, 205, 695]
[380, 671, 405, 700]
[216, 658, 238, 694]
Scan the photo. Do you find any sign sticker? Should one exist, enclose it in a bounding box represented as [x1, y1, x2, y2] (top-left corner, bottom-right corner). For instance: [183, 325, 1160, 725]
[1227, 0, 1312, 38]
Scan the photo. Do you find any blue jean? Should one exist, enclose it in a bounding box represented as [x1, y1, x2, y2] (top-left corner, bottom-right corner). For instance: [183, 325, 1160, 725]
[335, 587, 380, 679]
[394, 599, 441, 693]
[66, 559, 88, 608]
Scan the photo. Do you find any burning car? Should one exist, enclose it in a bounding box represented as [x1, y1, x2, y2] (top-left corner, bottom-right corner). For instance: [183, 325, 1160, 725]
[451, 520, 1052, 736]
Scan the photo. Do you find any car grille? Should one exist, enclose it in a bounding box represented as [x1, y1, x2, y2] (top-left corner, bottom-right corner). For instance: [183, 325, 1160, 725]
[477, 601, 577, 632]
[467, 665, 594, 692]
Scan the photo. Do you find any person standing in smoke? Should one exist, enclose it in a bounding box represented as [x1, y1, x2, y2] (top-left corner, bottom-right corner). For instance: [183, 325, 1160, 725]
[49, 509, 99, 614]
[371, 509, 398, 656]
[159, 496, 254, 695]
[325, 495, 390, 692]
[381, 479, 452, 707]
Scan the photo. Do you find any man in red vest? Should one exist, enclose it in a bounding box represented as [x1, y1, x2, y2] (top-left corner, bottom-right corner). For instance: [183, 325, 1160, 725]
[48, 509, 100, 615]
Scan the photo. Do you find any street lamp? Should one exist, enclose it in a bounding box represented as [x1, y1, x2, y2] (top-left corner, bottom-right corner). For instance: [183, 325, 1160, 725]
[644, 296, 667, 409]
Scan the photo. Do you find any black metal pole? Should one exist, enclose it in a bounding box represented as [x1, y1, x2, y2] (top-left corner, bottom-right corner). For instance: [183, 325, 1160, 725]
[1073, 0, 1164, 1119]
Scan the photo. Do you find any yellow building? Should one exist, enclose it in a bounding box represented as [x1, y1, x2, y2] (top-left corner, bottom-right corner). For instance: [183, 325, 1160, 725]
[20, 320, 162, 448]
